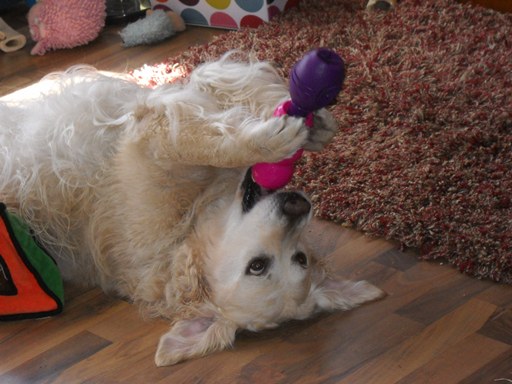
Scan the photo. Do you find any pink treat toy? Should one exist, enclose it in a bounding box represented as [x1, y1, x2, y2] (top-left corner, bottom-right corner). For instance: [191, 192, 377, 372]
[252, 48, 345, 190]
[28, 0, 106, 56]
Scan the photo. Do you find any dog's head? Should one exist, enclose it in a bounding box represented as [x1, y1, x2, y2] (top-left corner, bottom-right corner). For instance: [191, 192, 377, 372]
[206, 169, 316, 330]
[155, 169, 384, 366]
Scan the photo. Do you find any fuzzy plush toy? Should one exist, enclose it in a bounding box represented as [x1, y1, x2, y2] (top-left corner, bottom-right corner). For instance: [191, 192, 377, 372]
[27, 0, 106, 55]
[120, 9, 186, 48]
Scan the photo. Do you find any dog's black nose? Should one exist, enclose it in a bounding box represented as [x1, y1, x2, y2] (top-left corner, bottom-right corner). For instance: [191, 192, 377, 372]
[280, 192, 311, 218]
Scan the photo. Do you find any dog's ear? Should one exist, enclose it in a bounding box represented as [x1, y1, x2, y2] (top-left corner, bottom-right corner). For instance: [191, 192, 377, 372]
[155, 311, 237, 366]
[153, 238, 238, 367]
[309, 261, 385, 311]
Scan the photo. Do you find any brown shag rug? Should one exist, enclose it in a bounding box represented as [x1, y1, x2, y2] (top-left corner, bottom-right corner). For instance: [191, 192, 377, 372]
[133, 0, 512, 284]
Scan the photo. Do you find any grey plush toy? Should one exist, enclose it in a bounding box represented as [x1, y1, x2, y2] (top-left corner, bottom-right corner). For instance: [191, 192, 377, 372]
[120, 9, 186, 48]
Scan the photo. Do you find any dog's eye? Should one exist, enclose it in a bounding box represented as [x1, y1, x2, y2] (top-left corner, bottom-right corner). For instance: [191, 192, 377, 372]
[246, 256, 271, 276]
[292, 252, 308, 268]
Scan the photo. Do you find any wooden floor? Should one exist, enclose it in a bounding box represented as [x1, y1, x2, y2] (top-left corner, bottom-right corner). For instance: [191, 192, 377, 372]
[1, 4, 511, 384]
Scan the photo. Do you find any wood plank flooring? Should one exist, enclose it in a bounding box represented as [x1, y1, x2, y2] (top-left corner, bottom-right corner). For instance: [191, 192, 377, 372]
[1, 4, 511, 383]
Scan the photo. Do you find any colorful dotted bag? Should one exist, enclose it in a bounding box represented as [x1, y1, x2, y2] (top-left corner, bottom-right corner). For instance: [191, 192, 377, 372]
[152, 0, 298, 29]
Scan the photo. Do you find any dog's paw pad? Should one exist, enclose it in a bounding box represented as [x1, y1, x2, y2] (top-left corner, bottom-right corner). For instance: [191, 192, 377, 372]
[303, 109, 338, 152]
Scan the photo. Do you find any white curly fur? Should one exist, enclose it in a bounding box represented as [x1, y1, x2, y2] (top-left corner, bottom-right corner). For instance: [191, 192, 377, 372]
[0, 53, 383, 366]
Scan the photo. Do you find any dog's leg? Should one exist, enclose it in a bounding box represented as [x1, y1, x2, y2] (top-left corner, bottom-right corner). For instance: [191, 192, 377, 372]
[133, 57, 339, 169]
[133, 103, 310, 169]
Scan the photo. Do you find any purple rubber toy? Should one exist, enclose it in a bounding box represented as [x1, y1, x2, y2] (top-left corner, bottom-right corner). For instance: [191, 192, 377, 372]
[252, 48, 345, 190]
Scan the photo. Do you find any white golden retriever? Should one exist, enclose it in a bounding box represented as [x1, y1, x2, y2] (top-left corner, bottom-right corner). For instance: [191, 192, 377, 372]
[0, 54, 383, 366]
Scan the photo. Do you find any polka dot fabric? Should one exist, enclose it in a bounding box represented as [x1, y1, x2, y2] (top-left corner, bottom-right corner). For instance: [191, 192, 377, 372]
[151, 0, 298, 29]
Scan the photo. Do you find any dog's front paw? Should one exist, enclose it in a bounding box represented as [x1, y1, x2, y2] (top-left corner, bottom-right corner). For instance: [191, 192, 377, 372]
[303, 108, 338, 152]
[252, 115, 308, 162]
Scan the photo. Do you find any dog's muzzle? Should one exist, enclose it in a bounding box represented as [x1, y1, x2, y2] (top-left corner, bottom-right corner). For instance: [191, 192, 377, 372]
[241, 168, 311, 221]
[277, 192, 311, 220]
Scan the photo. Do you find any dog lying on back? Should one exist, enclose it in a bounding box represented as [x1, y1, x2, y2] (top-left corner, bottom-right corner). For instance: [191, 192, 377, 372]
[0, 54, 384, 366]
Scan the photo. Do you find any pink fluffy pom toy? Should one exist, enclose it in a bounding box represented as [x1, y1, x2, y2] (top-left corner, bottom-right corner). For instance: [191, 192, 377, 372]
[27, 0, 106, 55]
